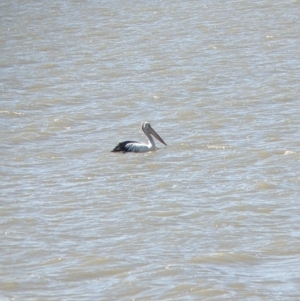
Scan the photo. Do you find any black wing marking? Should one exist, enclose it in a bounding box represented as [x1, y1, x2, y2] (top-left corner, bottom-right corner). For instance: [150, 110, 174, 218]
[111, 141, 138, 153]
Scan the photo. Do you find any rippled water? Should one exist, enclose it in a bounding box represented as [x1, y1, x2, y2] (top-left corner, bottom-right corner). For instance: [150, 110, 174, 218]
[1, 1, 300, 300]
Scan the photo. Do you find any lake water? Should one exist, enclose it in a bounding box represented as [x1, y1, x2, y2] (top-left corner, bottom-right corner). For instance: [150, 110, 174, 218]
[1, 1, 300, 300]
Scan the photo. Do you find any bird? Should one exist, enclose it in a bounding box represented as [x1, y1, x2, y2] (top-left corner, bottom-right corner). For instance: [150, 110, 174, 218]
[111, 121, 167, 153]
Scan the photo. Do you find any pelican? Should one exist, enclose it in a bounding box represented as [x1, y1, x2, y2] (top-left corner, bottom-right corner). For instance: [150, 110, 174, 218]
[111, 121, 167, 153]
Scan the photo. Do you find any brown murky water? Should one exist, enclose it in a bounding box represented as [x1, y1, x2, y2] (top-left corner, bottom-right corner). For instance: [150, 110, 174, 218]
[1, 1, 300, 300]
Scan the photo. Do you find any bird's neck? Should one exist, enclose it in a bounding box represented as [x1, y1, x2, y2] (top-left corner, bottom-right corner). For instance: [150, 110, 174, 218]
[145, 132, 155, 148]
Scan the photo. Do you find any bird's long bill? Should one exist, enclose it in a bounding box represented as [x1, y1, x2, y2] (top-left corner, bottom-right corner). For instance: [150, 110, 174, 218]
[149, 126, 167, 146]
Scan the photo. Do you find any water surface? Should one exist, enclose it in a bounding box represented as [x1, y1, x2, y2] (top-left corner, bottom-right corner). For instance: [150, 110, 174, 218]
[1, 1, 300, 300]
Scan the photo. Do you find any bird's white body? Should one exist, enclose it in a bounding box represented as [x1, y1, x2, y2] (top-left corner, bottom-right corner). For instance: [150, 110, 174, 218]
[125, 138, 155, 153]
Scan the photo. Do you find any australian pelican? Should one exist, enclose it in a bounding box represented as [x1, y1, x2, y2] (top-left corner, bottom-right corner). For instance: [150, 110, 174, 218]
[111, 121, 167, 153]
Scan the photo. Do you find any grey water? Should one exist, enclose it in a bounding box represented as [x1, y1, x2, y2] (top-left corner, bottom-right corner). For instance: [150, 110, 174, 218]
[1, 1, 300, 300]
